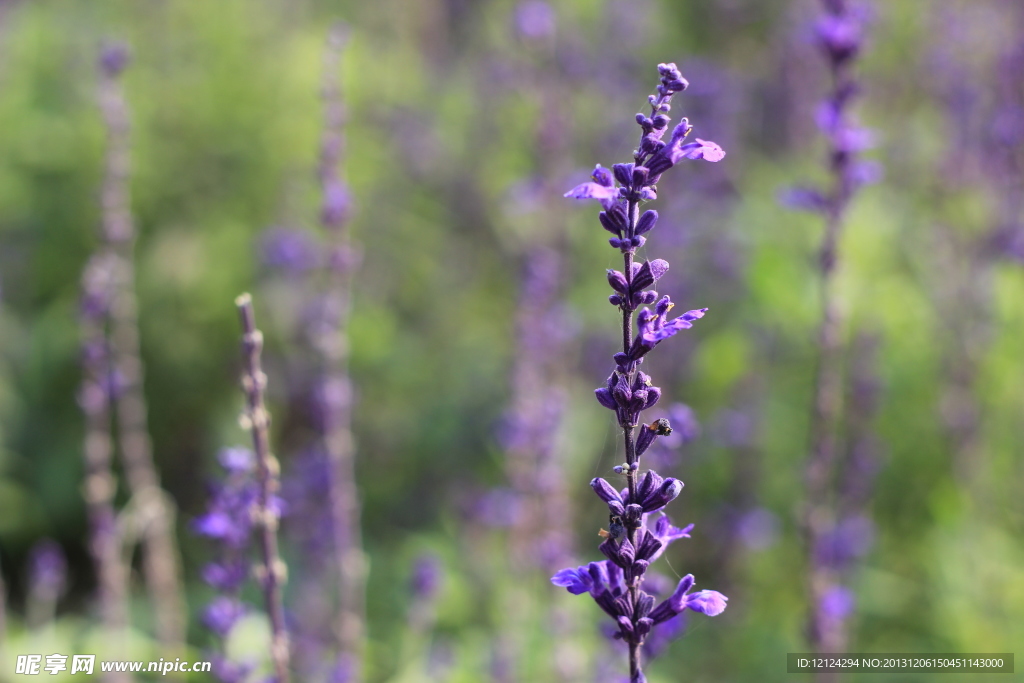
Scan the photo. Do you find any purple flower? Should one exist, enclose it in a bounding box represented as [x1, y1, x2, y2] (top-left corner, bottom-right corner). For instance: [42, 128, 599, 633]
[819, 585, 856, 620]
[27, 539, 67, 596]
[564, 165, 621, 207]
[202, 597, 247, 637]
[514, 0, 556, 40]
[558, 63, 727, 680]
[410, 554, 443, 601]
[260, 227, 321, 273]
[649, 574, 728, 623]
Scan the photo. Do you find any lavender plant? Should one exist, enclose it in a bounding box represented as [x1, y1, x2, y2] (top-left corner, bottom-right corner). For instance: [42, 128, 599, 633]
[96, 42, 186, 653]
[551, 63, 727, 683]
[783, 0, 876, 663]
[309, 26, 366, 680]
[78, 250, 131, 680]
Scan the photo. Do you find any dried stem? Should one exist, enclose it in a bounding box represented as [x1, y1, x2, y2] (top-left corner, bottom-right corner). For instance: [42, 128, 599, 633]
[314, 24, 366, 676]
[97, 45, 186, 656]
[235, 294, 291, 683]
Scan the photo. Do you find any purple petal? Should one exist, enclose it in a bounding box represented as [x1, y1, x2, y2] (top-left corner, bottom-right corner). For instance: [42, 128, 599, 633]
[686, 590, 728, 616]
[678, 139, 725, 162]
[667, 574, 695, 612]
[551, 567, 591, 595]
[564, 182, 619, 201]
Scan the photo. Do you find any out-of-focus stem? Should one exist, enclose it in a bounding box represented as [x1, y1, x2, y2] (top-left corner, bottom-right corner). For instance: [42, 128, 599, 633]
[0, 557, 6, 645]
[79, 254, 132, 683]
[802, 8, 859, 675]
[97, 46, 186, 656]
[235, 294, 291, 683]
[315, 24, 366, 677]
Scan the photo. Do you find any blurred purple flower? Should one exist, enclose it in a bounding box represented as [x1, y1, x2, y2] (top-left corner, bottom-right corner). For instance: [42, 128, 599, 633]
[819, 585, 856, 620]
[410, 554, 443, 601]
[260, 227, 321, 273]
[735, 507, 780, 551]
[202, 597, 246, 637]
[514, 1, 556, 40]
[27, 539, 67, 596]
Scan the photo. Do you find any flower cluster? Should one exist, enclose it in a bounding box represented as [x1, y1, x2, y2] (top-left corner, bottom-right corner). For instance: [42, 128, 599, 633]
[193, 446, 284, 682]
[552, 63, 727, 682]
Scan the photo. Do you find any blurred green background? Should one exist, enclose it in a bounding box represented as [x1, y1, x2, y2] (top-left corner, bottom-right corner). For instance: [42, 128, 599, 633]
[0, 0, 1022, 681]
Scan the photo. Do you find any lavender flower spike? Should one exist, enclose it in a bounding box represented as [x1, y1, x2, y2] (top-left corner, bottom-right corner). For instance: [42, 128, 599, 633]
[787, 0, 877, 665]
[235, 294, 290, 683]
[96, 41, 186, 656]
[552, 63, 727, 682]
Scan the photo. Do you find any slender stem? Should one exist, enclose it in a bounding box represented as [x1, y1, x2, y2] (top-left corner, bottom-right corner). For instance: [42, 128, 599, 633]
[97, 48, 185, 657]
[802, 13, 860, 676]
[316, 24, 366, 676]
[79, 254, 132, 683]
[0, 554, 6, 644]
[235, 294, 290, 683]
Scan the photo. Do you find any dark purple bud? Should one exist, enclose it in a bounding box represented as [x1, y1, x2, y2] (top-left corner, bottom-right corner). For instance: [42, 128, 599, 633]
[636, 470, 660, 502]
[642, 478, 684, 513]
[635, 534, 663, 562]
[592, 164, 614, 187]
[652, 114, 670, 129]
[624, 504, 643, 527]
[635, 210, 658, 236]
[631, 166, 650, 188]
[636, 290, 657, 306]
[595, 387, 617, 410]
[635, 617, 654, 637]
[613, 374, 632, 406]
[599, 211, 623, 236]
[599, 539, 619, 565]
[635, 424, 657, 456]
[608, 500, 626, 517]
[609, 294, 623, 306]
[612, 163, 634, 187]
[642, 386, 662, 410]
[617, 615, 634, 634]
[631, 558, 650, 577]
[591, 477, 623, 504]
[631, 235, 647, 249]
[607, 270, 629, 294]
